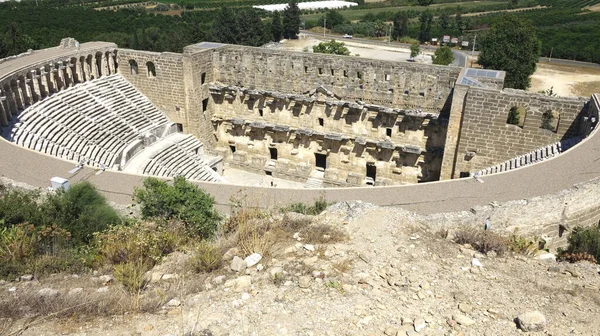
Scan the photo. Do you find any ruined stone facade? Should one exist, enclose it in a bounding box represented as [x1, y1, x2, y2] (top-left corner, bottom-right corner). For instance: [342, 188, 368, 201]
[108, 43, 596, 186]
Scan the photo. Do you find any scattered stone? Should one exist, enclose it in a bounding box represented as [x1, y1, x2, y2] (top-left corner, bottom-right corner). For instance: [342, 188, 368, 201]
[166, 299, 181, 307]
[224, 276, 252, 292]
[303, 244, 315, 252]
[284, 246, 297, 254]
[213, 275, 226, 284]
[68, 288, 83, 296]
[37, 288, 59, 298]
[8, 287, 16, 292]
[150, 272, 164, 283]
[516, 311, 547, 332]
[162, 274, 179, 280]
[471, 258, 483, 268]
[256, 264, 264, 272]
[548, 266, 560, 273]
[97, 287, 109, 293]
[20, 274, 34, 281]
[222, 247, 239, 261]
[453, 314, 475, 326]
[458, 303, 473, 313]
[241, 292, 250, 300]
[538, 253, 556, 261]
[413, 317, 426, 332]
[447, 319, 456, 328]
[230, 256, 248, 272]
[244, 253, 262, 267]
[486, 250, 497, 258]
[384, 327, 398, 335]
[99, 275, 114, 284]
[298, 276, 311, 288]
[270, 267, 284, 278]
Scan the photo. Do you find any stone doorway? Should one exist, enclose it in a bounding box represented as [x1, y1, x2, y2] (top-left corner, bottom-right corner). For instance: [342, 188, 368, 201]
[269, 147, 278, 160]
[366, 163, 377, 181]
[315, 153, 327, 170]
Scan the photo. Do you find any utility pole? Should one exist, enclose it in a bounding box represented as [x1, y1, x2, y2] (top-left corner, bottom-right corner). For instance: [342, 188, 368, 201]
[388, 25, 391, 44]
[324, 18, 326, 38]
[549, 47, 553, 62]
[472, 34, 476, 56]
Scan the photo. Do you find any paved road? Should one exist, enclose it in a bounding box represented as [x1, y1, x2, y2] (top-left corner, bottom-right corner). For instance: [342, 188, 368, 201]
[2, 46, 600, 215]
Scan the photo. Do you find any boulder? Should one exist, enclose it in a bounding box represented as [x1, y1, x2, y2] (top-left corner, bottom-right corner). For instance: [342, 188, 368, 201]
[453, 314, 475, 326]
[37, 288, 59, 298]
[244, 253, 262, 267]
[231, 256, 248, 272]
[516, 311, 546, 332]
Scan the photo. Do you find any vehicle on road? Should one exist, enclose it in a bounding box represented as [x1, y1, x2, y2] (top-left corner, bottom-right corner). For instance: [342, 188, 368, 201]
[343, 34, 352, 39]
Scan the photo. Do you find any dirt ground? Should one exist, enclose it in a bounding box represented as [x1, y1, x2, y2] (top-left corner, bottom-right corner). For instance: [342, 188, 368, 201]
[276, 36, 433, 64]
[529, 62, 600, 97]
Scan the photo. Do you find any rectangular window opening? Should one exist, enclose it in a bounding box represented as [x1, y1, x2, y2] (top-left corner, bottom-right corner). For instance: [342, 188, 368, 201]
[357, 72, 363, 79]
[386, 128, 392, 137]
[259, 109, 264, 117]
[202, 98, 209, 112]
[176, 123, 184, 132]
[318, 68, 323, 75]
[343, 70, 348, 77]
[318, 118, 324, 126]
[304, 66, 308, 73]
[229, 145, 236, 153]
[331, 69, 335, 76]
[385, 74, 391, 81]
[201, 72, 206, 84]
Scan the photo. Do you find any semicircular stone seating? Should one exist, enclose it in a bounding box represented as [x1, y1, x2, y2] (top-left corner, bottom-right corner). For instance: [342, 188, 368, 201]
[6, 74, 224, 183]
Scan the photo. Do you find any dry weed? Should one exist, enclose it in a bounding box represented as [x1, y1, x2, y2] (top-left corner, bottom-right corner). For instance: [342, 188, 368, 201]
[299, 224, 347, 244]
[332, 259, 353, 274]
[454, 228, 507, 256]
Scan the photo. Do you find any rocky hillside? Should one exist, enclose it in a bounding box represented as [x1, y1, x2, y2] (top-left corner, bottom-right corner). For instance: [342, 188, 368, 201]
[2, 201, 600, 336]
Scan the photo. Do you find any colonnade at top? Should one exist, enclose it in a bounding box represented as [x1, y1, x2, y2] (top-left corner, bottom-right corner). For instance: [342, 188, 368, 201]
[0, 50, 118, 127]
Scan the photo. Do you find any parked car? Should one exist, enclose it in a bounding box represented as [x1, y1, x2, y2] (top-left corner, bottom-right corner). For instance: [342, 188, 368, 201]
[343, 34, 353, 39]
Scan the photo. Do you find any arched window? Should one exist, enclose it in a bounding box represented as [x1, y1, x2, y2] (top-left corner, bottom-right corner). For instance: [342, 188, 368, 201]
[129, 60, 138, 75]
[541, 110, 559, 132]
[507, 106, 526, 128]
[146, 61, 156, 78]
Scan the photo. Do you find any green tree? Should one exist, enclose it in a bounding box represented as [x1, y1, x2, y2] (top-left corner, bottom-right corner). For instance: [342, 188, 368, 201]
[418, 10, 433, 43]
[410, 42, 420, 59]
[271, 11, 283, 42]
[312, 40, 350, 55]
[320, 10, 344, 29]
[432, 46, 454, 65]
[453, 12, 464, 36]
[133, 177, 221, 238]
[417, 0, 434, 6]
[237, 8, 270, 47]
[283, 0, 301, 39]
[439, 13, 450, 31]
[211, 7, 238, 44]
[374, 20, 385, 38]
[3, 22, 34, 56]
[478, 15, 541, 89]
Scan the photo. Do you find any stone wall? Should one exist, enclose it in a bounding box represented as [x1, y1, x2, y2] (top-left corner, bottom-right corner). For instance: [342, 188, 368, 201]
[117, 49, 187, 129]
[452, 88, 588, 177]
[425, 176, 600, 251]
[211, 45, 462, 112]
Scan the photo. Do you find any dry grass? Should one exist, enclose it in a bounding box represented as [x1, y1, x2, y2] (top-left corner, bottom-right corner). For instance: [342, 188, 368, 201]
[332, 259, 353, 274]
[188, 241, 221, 273]
[454, 228, 507, 256]
[299, 224, 348, 244]
[573, 81, 600, 97]
[537, 62, 600, 76]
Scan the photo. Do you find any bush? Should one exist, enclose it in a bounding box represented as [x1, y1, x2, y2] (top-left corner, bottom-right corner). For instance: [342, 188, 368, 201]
[113, 260, 150, 293]
[189, 241, 221, 273]
[559, 226, 600, 264]
[0, 189, 43, 228]
[454, 228, 507, 256]
[299, 224, 347, 244]
[43, 182, 120, 245]
[134, 177, 221, 238]
[282, 197, 330, 216]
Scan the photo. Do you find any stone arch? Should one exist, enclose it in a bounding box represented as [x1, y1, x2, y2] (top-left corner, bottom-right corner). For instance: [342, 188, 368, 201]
[146, 61, 156, 78]
[86, 54, 94, 79]
[129, 59, 138, 75]
[541, 109, 559, 132]
[506, 105, 527, 128]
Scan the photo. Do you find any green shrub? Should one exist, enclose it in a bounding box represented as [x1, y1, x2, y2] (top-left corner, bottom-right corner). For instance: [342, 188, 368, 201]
[559, 226, 600, 263]
[282, 197, 330, 216]
[0, 189, 43, 228]
[43, 182, 120, 245]
[134, 177, 221, 238]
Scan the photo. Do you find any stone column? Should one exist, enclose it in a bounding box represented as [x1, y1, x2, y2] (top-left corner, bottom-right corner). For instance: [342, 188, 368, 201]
[66, 62, 75, 86]
[0, 96, 9, 126]
[92, 58, 99, 79]
[108, 54, 116, 74]
[39, 68, 50, 97]
[11, 82, 24, 110]
[48, 64, 58, 93]
[78, 60, 86, 82]
[4, 88, 19, 117]
[23, 78, 33, 105]
[57, 61, 66, 90]
[29, 72, 41, 103]
[102, 54, 109, 77]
